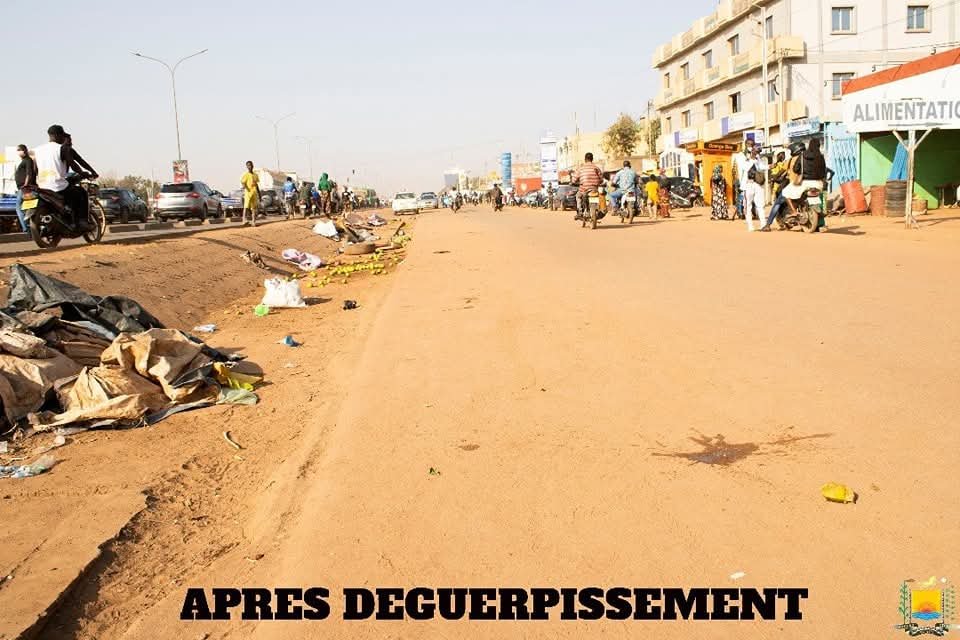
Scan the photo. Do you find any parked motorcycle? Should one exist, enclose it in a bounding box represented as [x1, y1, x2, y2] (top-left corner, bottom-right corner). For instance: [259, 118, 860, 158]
[779, 187, 823, 233]
[20, 174, 106, 249]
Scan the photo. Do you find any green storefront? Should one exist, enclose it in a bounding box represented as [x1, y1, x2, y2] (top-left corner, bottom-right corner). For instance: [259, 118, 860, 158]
[860, 130, 960, 208]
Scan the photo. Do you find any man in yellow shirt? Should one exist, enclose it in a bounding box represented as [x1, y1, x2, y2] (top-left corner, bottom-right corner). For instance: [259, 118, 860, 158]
[241, 160, 260, 227]
[644, 174, 660, 216]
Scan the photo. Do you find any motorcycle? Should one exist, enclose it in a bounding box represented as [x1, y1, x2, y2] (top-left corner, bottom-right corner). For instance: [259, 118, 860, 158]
[668, 181, 705, 209]
[575, 184, 607, 230]
[20, 174, 106, 249]
[618, 190, 638, 225]
[779, 187, 823, 233]
[451, 194, 463, 213]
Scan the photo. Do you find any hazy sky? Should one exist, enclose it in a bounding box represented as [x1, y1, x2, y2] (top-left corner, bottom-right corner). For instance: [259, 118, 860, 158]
[4, 0, 710, 195]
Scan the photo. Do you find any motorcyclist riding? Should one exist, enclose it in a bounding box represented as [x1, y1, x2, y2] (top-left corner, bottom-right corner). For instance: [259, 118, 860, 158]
[34, 124, 96, 230]
[608, 160, 637, 214]
[573, 152, 604, 219]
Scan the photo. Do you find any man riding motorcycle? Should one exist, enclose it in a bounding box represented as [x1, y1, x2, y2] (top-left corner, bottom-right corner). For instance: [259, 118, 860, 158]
[608, 160, 638, 214]
[34, 124, 97, 230]
[573, 152, 604, 219]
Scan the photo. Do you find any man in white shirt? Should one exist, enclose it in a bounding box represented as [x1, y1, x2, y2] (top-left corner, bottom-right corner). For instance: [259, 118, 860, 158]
[34, 124, 95, 227]
[732, 140, 753, 220]
[741, 145, 768, 232]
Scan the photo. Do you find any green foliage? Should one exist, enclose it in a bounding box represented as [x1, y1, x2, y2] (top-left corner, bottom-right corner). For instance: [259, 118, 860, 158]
[646, 118, 663, 154]
[99, 175, 161, 202]
[603, 113, 641, 159]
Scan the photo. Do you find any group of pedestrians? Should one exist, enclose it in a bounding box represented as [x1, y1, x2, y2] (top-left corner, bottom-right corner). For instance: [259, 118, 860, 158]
[239, 162, 352, 227]
[709, 138, 833, 233]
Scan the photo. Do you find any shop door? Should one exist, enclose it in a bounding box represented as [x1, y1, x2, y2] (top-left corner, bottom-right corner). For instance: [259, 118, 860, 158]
[826, 122, 858, 191]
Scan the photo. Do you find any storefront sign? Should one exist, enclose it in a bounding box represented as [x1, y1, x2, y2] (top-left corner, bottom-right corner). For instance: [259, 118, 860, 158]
[676, 128, 699, 146]
[704, 142, 738, 152]
[744, 129, 765, 146]
[722, 112, 755, 135]
[843, 97, 960, 133]
[784, 117, 822, 138]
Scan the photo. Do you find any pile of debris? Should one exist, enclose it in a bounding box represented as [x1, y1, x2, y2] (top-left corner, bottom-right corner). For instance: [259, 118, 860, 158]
[0, 265, 258, 453]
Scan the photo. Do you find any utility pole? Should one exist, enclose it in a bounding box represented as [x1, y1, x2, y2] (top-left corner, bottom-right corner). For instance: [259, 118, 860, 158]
[761, 5, 770, 147]
[257, 113, 295, 172]
[295, 136, 316, 178]
[133, 49, 208, 162]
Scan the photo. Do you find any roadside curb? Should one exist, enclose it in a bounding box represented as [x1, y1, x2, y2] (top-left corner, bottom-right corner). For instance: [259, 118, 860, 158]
[106, 224, 142, 234]
[174, 220, 204, 228]
[204, 219, 226, 225]
[0, 232, 30, 245]
[144, 222, 175, 231]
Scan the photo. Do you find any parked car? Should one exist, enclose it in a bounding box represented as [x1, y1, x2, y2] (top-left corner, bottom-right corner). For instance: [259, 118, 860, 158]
[556, 184, 579, 211]
[155, 181, 224, 221]
[259, 189, 283, 215]
[222, 190, 244, 215]
[392, 192, 420, 215]
[419, 192, 439, 209]
[97, 188, 149, 223]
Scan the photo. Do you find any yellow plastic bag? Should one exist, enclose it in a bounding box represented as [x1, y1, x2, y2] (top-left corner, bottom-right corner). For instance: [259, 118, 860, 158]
[213, 363, 262, 392]
[821, 482, 857, 504]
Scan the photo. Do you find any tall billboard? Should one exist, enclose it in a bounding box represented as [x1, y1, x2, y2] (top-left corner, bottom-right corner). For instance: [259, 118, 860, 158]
[540, 137, 558, 185]
[500, 152, 512, 189]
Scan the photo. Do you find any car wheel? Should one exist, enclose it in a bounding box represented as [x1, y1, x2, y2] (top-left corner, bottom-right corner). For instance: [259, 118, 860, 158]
[142, 206, 150, 222]
[216, 205, 224, 218]
[200, 205, 208, 221]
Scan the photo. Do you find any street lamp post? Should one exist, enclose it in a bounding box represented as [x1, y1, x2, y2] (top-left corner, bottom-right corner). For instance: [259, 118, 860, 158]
[257, 113, 295, 172]
[132, 49, 208, 161]
[295, 136, 317, 178]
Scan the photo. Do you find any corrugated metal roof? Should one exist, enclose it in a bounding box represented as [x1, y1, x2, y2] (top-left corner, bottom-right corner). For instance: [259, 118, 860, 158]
[843, 46, 960, 95]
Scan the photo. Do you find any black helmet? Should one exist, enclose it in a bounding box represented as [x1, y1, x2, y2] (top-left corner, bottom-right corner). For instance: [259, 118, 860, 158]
[789, 141, 806, 157]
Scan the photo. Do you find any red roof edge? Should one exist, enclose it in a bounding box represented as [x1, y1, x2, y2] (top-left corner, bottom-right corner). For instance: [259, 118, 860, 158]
[842, 46, 960, 95]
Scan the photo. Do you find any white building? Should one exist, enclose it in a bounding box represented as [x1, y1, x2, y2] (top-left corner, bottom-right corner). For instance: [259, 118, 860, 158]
[652, 0, 959, 186]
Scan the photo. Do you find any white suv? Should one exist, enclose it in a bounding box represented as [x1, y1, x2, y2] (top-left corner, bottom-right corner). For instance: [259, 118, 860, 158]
[392, 192, 420, 215]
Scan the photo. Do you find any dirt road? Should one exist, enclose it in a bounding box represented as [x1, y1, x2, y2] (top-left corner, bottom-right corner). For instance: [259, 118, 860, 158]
[5, 208, 960, 639]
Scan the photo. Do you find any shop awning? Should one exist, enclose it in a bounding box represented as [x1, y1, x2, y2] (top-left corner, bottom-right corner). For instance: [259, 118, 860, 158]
[842, 47, 960, 133]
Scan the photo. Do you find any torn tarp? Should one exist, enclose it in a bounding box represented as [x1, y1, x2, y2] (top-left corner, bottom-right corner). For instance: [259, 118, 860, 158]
[6, 264, 164, 335]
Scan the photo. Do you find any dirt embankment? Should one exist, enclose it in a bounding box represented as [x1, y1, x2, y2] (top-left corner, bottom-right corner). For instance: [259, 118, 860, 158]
[0, 213, 408, 640]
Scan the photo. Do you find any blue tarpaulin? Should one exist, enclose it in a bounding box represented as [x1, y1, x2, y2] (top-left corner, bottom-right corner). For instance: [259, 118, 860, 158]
[889, 143, 907, 180]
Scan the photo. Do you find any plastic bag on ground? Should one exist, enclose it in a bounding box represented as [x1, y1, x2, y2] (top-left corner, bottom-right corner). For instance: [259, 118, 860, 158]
[312, 220, 340, 240]
[261, 278, 307, 309]
[281, 249, 325, 272]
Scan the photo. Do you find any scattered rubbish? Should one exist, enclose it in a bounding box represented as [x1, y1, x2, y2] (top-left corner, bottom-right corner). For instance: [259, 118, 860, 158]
[218, 388, 258, 406]
[459, 444, 480, 452]
[343, 300, 359, 311]
[0, 454, 56, 479]
[344, 242, 376, 256]
[278, 335, 301, 347]
[55, 426, 89, 437]
[433, 250, 451, 254]
[244, 553, 265, 563]
[213, 362, 262, 392]
[192, 324, 217, 334]
[241, 251, 270, 270]
[312, 220, 340, 241]
[428, 467, 441, 476]
[53, 435, 66, 447]
[821, 482, 857, 504]
[730, 572, 746, 581]
[282, 249, 325, 272]
[254, 304, 270, 317]
[283, 362, 297, 369]
[368, 213, 387, 226]
[261, 278, 307, 309]
[223, 430, 243, 450]
[0, 442, 6, 454]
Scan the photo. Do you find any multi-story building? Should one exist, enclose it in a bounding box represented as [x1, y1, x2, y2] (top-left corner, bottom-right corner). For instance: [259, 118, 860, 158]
[652, 0, 959, 188]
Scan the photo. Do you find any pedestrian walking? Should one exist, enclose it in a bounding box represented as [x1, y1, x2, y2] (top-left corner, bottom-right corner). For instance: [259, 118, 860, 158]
[644, 174, 659, 217]
[282, 176, 298, 218]
[742, 146, 768, 232]
[656, 169, 671, 219]
[14, 144, 36, 233]
[241, 160, 260, 227]
[709, 165, 729, 220]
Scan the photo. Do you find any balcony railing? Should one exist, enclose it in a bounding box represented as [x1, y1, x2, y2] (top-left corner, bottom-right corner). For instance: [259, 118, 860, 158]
[653, 0, 777, 67]
[654, 35, 804, 109]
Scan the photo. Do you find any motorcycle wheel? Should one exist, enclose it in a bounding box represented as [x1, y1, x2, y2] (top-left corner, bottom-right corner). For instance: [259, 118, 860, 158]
[29, 217, 60, 249]
[590, 206, 597, 230]
[84, 201, 107, 244]
[628, 206, 635, 225]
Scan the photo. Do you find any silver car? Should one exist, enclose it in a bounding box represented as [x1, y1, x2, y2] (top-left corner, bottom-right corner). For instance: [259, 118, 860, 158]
[155, 181, 224, 221]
